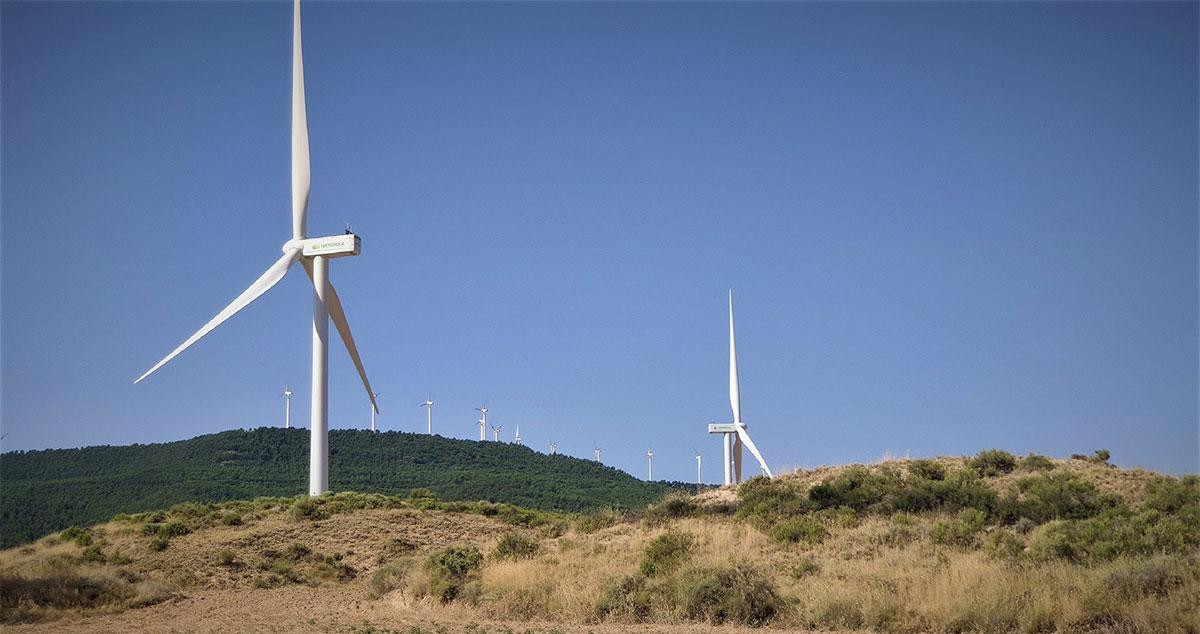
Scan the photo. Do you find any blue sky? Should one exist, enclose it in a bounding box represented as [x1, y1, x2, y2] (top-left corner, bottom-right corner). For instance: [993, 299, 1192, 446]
[2, 1, 1196, 481]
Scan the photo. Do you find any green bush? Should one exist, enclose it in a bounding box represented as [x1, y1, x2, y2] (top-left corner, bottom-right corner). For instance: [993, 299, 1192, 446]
[290, 498, 330, 521]
[983, 528, 1025, 559]
[684, 563, 783, 626]
[1104, 556, 1191, 599]
[150, 537, 169, 552]
[576, 508, 622, 533]
[968, 450, 1017, 477]
[216, 549, 237, 567]
[640, 530, 693, 577]
[789, 557, 820, 578]
[78, 545, 106, 563]
[908, 459, 946, 481]
[424, 545, 484, 603]
[643, 493, 697, 525]
[594, 574, 651, 622]
[736, 478, 813, 525]
[892, 469, 997, 515]
[1020, 453, 1055, 472]
[769, 516, 828, 545]
[492, 532, 540, 561]
[59, 526, 92, 547]
[368, 561, 412, 599]
[1027, 506, 1200, 562]
[1089, 449, 1111, 465]
[1144, 475, 1200, 514]
[808, 466, 903, 512]
[931, 509, 987, 548]
[1014, 472, 1121, 523]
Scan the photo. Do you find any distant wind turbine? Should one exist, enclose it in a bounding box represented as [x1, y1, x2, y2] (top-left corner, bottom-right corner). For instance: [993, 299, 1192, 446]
[134, 0, 378, 496]
[476, 403, 488, 441]
[647, 449, 654, 480]
[594, 444, 602, 462]
[513, 425, 522, 446]
[694, 449, 702, 486]
[549, 440, 558, 455]
[420, 395, 434, 435]
[283, 386, 293, 429]
[491, 424, 503, 441]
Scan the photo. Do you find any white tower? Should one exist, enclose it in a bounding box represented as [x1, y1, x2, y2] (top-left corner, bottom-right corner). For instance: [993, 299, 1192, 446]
[283, 386, 292, 429]
[549, 440, 557, 455]
[370, 392, 380, 432]
[476, 404, 488, 441]
[491, 424, 503, 441]
[420, 396, 434, 434]
[513, 425, 522, 445]
[695, 450, 702, 485]
[594, 445, 602, 462]
[647, 449, 654, 480]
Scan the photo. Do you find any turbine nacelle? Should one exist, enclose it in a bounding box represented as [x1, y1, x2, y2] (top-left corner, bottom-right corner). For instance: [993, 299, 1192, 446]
[282, 234, 362, 258]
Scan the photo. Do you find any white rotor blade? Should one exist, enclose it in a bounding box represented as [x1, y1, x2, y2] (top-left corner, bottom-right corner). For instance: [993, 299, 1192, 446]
[135, 248, 301, 384]
[291, 0, 310, 240]
[302, 260, 378, 414]
[728, 289, 741, 423]
[735, 425, 772, 478]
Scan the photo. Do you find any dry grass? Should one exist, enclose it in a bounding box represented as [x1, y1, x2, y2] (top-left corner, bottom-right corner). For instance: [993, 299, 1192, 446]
[2, 454, 1196, 633]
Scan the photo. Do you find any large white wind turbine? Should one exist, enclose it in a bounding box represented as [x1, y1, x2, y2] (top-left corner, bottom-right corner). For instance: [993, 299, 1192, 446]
[135, 0, 378, 497]
[594, 444, 602, 462]
[370, 392, 380, 432]
[647, 449, 654, 481]
[420, 396, 434, 434]
[491, 424, 503, 441]
[513, 425, 522, 446]
[707, 290, 772, 485]
[694, 449, 702, 486]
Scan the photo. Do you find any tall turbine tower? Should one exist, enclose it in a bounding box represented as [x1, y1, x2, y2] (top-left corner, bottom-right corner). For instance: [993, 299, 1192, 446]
[513, 425, 522, 446]
[370, 392, 380, 432]
[647, 449, 654, 480]
[135, 0, 378, 497]
[594, 445, 602, 462]
[491, 424, 503, 441]
[707, 290, 772, 485]
[420, 395, 434, 434]
[283, 386, 293, 429]
[476, 404, 488, 441]
[695, 449, 702, 486]
[549, 440, 557, 455]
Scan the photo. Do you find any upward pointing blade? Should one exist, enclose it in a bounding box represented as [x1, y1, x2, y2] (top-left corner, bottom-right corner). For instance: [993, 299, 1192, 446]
[302, 260, 378, 414]
[728, 289, 741, 423]
[291, 0, 310, 240]
[135, 248, 301, 384]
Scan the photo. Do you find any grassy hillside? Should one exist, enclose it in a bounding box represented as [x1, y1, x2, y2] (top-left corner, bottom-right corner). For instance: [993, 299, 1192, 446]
[0, 428, 687, 548]
[1, 450, 1196, 632]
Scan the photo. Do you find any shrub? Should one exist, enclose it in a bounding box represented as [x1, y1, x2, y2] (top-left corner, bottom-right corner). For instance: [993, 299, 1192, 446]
[220, 513, 243, 526]
[1015, 472, 1120, 522]
[290, 498, 330, 521]
[684, 563, 783, 626]
[640, 530, 694, 577]
[493, 532, 539, 561]
[78, 546, 106, 564]
[968, 449, 1017, 477]
[816, 597, 865, 629]
[59, 526, 92, 547]
[380, 537, 417, 559]
[216, 549, 237, 567]
[594, 574, 651, 622]
[908, 459, 946, 481]
[285, 543, 312, 560]
[892, 469, 997, 515]
[1020, 453, 1055, 472]
[808, 466, 903, 512]
[931, 509, 987, 548]
[789, 557, 820, 578]
[1026, 506, 1200, 562]
[1089, 449, 1111, 464]
[1143, 475, 1200, 513]
[368, 561, 412, 599]
[0, 571, 133, 621]
[769, 516, 828, 545]
[983, 528, 1025, 559]
[736, 478, 814, 525]
[576, 509, 622, 533]
[423, 545, 483, 603]
[643, 493, 697, 525]
[1104, 557, 1190, 599]
[150, 537, 169, 552]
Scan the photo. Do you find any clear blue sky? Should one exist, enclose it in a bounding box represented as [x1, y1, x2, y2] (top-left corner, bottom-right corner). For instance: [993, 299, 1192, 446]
[2, 1, 1196, 481]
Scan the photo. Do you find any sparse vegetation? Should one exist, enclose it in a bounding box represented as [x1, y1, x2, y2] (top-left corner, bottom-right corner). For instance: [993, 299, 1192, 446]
[968, 449, 1018, 477]
[2, 451, 1196, 633]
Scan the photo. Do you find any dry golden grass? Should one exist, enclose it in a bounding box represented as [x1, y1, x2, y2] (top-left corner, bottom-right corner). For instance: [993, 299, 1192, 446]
[2, 455, 1196, 633]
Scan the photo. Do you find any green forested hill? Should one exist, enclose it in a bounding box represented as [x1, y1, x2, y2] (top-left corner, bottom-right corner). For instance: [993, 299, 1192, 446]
[0, 428, 687, 547]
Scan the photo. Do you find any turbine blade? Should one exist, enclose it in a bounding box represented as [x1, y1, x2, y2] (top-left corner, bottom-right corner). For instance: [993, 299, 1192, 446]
[302, 260, 378, 414]
[135, 248, 301, 384]
[291, 0, 310, 240]
[735, 425, 772, 478]
[728, 289, 741, 423]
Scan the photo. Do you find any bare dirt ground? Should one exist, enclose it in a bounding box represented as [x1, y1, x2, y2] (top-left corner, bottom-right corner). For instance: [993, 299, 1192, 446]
[2, 584, 791, 633]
